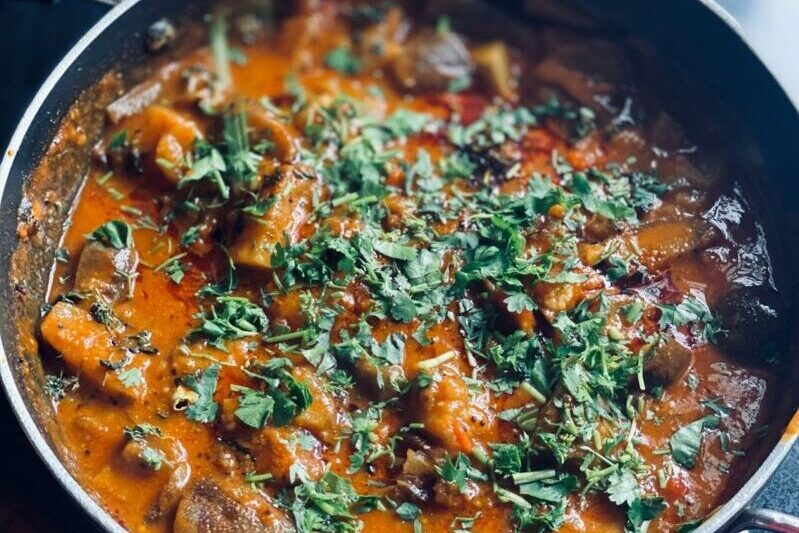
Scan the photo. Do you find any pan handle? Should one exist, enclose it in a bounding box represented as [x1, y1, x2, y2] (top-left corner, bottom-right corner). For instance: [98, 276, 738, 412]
[728, 508, 799, 533]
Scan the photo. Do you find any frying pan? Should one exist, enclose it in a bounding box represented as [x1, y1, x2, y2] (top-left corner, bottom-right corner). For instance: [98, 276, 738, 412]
[0, 1, 797, 532]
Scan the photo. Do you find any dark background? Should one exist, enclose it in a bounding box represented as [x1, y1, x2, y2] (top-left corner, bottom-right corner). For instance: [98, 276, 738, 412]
[0, 0, 796, 531]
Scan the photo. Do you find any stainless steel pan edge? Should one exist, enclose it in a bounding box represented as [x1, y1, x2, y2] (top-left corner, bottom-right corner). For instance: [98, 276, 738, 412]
[0, 1, 796, 532]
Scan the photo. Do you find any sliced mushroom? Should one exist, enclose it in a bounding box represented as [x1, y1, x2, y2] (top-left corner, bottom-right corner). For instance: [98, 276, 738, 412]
[173, 480, 267, 533]
[75, 241, 139, 302]
[643, 337, 693, 388]
[106, 81, 163, 124]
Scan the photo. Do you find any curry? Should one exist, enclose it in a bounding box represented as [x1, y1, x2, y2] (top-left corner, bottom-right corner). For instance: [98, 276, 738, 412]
[34, 2, 784, 532]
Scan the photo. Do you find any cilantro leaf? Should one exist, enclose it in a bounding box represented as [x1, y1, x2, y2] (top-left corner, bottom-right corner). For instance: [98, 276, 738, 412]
[606, 470, 639, 506]
[182, 363, 221, 423]
[44, 373, 79, 401]
[118, 367, 144, 388]
[657, 294, 720, 341]
[504, 291, 537, 313]
[669, 415, 720, 469]
[374, 240, 418, 261]
[233, 386, 275, 428]
[492, 443, 522, 475]
[516, 475, 578, 504]
[87, 220, 133, 249]
[395, 502, 421, 521]
[627, 497, 667, 531]
[192, 296, 268, 348]
[437, 453, 487, 493]
[325, 46, 362, 75]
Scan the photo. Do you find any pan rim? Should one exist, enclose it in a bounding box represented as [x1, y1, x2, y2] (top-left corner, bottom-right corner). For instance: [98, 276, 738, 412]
[0, 0, 140, 531]
[0, 1, 795, 532]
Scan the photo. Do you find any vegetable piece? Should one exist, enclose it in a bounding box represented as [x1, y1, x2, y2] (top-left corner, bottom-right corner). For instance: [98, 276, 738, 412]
[115, 105, 202, 184]
[249, 427, 324, 484]
[229, 171, 318, 271]
[532, 281, 584, 322]
[643, 337, 693, 389]
[106, 81, 163, 124]
[76, 221, 138, 301]
[173, 479, 272, 533]
[670, 416, 720, 469]
[352, 358, 406, 401]
[74, 240, 139, 301]
[715, 287, 784, 364]
[472, 41, 516, 100]
[246, 100, 298, 163]
[40, 302, 147, 401]
[391, 29, 474, 92]
[147, 462, 191, 522]
[290, 366, 341, 445]
[632, 219, 716, 271]
[415, 373, 495, 455]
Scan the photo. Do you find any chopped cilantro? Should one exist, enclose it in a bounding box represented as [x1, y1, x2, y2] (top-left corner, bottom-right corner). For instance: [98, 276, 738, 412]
[670, 415, 720, 469]
[181, 363, 221, 423]
[324, 46, 362, 75]
[87, 220, 132, 249]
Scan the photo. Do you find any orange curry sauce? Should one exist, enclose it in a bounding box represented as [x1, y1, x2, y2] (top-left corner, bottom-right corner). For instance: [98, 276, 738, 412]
[39, 2, 779, 532]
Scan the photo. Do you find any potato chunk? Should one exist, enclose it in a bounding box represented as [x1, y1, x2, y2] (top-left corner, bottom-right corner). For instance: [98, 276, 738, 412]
[246, 101, 298, 164]
[632, 219, 716, 271]
[130, 105, 202, 153]
[229, 172, 318, 271]
[40, 302, 146, 401]
[352, 358, 406, 401]
[113, 105, 203, 184]
[415, 373, 495, 455]
[249, 427, 324, 484]
[290, 366, 345, 445]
